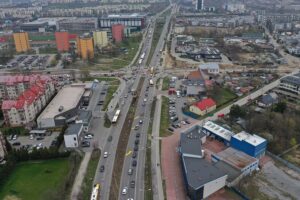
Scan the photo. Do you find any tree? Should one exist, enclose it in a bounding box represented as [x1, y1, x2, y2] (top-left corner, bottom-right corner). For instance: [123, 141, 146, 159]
[55, 52, 61, 60]
[272, 102, 287, 113]
[290, 138, 297, 147]
[229, 105, 246, 119]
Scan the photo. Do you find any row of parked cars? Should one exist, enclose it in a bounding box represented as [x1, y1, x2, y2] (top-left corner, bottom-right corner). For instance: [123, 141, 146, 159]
[167, 98, 190, 132]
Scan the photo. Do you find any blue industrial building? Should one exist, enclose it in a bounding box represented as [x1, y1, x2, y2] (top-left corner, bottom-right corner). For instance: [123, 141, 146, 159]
[230, 131, 267, 159]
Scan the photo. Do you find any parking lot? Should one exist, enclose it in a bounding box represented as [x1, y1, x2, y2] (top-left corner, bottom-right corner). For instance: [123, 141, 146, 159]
[7, 131, 60, 151]
[4, 54, 54, 70]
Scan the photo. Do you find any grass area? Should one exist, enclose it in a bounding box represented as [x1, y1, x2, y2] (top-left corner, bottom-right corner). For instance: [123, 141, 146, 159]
[0, 159, 70, 200]
[82, 77, 120, 86]
[160, 96, 172, 137]
[162, 77, 170, 91]
[29, 34, 55, 41]
[210, 87, 237, 107]
[144, 98, 156, 200]
[79, 149, 101, 200]
[146, 19, 165, 66]
[282, 146, 300, 167]
[102, 85, 119, 111]
[39, 47, 57, 54]
[88, 35, 142, 71]
[0, 126, 28, 136]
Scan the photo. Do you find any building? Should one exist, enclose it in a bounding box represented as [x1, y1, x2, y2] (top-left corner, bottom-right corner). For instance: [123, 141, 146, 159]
[55, 31, 70, 52]
[37, 84, 85, 128]
[75, 110, 92, 132]
[20, 21, 48, 32]
[1, 76, 55, 127]
[189, 98, 216, 116]
[13, 32, 30, 53]
[258, 92, 278, 107]
[230, 131, 267, 159]
[64, 123, 83, 148]
[199, 63, 219, 75]
[179, 131, 227, 200]
[93, 31, 108, 48]
[112, 24, 124, 43]
[0, 75, 53, 101]
[99, 13, 146, 30]
[275, 72, 300, 102]
[196, 0, 204, 10]
[77, 35, 94, 60]
[180, 125, 207, 147]
[212, 147, 259, 181]
[58, 18, 98, 33]
[202, 121, 235, 146]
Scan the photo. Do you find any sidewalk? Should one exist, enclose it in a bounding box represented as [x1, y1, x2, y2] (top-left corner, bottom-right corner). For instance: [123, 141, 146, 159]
[70, 151, 92, 200]
[151, 78, 164, 200]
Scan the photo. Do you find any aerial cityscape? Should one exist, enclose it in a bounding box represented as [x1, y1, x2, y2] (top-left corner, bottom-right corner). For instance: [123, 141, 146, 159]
[0, 0, 300, 200]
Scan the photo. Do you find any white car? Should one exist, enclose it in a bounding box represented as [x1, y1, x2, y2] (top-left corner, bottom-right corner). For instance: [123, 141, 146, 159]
[122, 187, 128, 195]
[29, 134, 34, 140]
[143, 98, 147, 102]
[84, 134, 93, 139]
[104, 152, 108, 158]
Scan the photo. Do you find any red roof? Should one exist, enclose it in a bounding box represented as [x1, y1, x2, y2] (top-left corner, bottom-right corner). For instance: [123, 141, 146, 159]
[194, 98, 216, 111]
[0, 75, 52, 86]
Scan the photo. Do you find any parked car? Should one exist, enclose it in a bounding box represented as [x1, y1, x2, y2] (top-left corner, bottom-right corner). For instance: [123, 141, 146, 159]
[36, 137, 44, 140]
[81, 141, 90, 147]
[12, 142, 21, 146]
[122, 187, 128, 195]
[100, 165, 105, 172]
[168, 127, 174, 132]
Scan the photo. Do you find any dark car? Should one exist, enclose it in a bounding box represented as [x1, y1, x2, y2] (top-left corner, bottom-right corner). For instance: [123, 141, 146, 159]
[185, 120, 191, 124]
[81, 141, 90, 147]
[134, 145, 139, 151]
[100, 165, 105, 172]
[132, 151, 137, 158]
[130, 180, 135, 188]
[132, 160, 137, 167]
[135, 139, 139, 145]
[107, 135, 113, 142]
[36, 137, 44, 140]
[136, 133, 140, 138]
[12, 142, 21, 146]
[168, 127, 174, 132]
[171, 124, 177, 129]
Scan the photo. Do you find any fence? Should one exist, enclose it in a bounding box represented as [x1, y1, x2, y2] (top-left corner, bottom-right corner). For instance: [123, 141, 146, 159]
[266, 151, 300, 174]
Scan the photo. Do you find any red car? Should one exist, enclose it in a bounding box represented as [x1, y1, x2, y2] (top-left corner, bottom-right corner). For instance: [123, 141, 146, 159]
[217, 113, 225, 118]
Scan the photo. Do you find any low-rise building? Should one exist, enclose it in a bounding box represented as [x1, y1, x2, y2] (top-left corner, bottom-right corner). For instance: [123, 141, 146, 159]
[275, 72, 300, 102]
[75, 110, 92, 132]
[58, 17, 98, 33]
[199, 63, 220, 75]
[64, 123, 83, 148]
[37, 84, 85, 128]
[189, 98, 216, 116]
[202, 121, 235, 146]
[230, 131, 267, 159]
[258, 92, 278, 107]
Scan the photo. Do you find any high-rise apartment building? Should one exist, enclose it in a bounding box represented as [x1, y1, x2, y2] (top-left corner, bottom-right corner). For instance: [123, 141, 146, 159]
[13, 32, 30, 53]
[77, 35, 94, 60]
[93, 31, 108, 47]
[196, 0, 204, 10]
[55, 31, 70, 52]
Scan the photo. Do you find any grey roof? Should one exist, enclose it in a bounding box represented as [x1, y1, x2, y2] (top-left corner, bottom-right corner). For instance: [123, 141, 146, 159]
[180, 126, 206, 156]
[214, 161, 241, 183]
[281, 73, 300, 86]
[261, 93, 278, 105]
[186, 85, 205, 95]
[77, 110, 92, 122]
[182, 156, 227, 189]
[65, 124, 82, 135]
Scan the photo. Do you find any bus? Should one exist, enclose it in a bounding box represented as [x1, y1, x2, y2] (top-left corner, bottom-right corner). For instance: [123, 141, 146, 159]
[112, 109, 121, 123]
[149, 79, 154, 86]
[90, 184, 100, 200]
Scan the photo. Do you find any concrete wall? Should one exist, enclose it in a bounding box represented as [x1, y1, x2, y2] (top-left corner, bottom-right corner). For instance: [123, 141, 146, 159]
[203, 175, 227, 199]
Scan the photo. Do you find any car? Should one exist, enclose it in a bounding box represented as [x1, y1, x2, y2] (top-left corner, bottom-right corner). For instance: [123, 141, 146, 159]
[171, 124, 177, 129]
[132, 160, 137, 167]
[144, 98, 147, 102]
[107, 135, 113, 142]
[81, 141, 90, 147]
[135, 139, 139, 145]
[217, 113, 225, 118]
[84, 135, 93, 139]
[122, 187, 128, 195]
[132, 151, 137, 158]
[145, 93, 148, 97]
[134, 125, 139, 130]
[130, 180, 135, 188]
[185, 120, 191, 124]
[135, 133, 140, 138]
[124, 94, 128, 98]
[104, 151, 108, 158]
[127, 198, 134, 200]
[181, 121, 186, 125]
[134, 145, 139, 151]
[139, 119, 143, 124]
[12, 135, 17, 140]
[36, 137, 44, 140]
[128, 168, 133, 175]
[101, 91, 106, 95]
[100, 165, 105, 172]
[168, 127, 174, 132]
[29, 134, 34, 140]
[12, 142, 21, 146]
[97, 101, 103, 105]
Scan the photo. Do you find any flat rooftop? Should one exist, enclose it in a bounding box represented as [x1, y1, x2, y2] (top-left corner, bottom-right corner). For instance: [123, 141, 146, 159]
[214, 147, 258, 170]
[65, 123, 83, 136]
[232, 131, 266, 147]
[203, 121, 235, 142]
[38, 85, 85, 120]
[106, 13, 145, 18]
[180, 125, 206, 156]
[182, 156, 227, 189]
